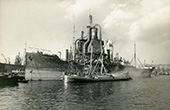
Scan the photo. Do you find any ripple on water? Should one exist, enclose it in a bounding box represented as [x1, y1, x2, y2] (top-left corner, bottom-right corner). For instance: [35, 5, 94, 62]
[0, 76, 170, 110]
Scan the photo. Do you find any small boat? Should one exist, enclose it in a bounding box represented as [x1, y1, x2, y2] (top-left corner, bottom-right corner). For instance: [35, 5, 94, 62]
[0, 70, 28, 85]
[18, 79, 28, 83]
[64, 15, 132, 83]
[11, 70, 29, 83]
[0, 52, 28, 84]
[0, 72, 19, 85]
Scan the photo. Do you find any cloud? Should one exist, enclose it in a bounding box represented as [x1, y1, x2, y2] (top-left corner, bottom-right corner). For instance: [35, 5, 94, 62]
[64, 0, 107, 22]
[129, 6, 170, 43]
[103, 4, 135, 29]
[102, 3, 136, 45]
[140, 7, 170, 29]
[0, 0, 170, 64]
[128, 22, 140, 40]
[103, 0, 170, 44]
[59, 1, 72, 8]
[101, 0, 170, 63]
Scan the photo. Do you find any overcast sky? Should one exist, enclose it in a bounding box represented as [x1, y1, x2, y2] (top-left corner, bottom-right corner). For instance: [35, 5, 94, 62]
[0, 0, 170, 64]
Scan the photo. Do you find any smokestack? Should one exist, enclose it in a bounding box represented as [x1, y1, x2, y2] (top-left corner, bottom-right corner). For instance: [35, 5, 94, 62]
[116, 53, 119, 60]
[107, 49, 110, 62]
[70, 46, 73, 60]
[95, 28, 98, 39]
[81, 31, 84, 39]
[89, 15, 93, 25]
[66, 49, 69, 60]
[144, 59, 146, 66]
[134, 43, 136, 68]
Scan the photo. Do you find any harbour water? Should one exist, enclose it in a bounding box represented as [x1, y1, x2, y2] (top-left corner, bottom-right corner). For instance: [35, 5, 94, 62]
[0, 76, 170, 110]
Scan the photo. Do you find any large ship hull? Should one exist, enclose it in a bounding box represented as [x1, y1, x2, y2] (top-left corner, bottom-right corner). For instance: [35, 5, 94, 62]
[0, 62, 23, 73]
[25, 52, 68, 80]
[125, 66, 155, 78]
[25, 68, 64, 80]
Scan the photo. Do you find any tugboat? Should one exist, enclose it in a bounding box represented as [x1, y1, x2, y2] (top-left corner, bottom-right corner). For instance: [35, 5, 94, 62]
[64, 15, 132, 83]
[0, 72, 19, 85]
[11, 69, 28, 83]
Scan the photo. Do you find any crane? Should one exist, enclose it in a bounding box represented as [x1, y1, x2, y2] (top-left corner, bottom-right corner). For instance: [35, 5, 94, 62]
[1, 54, 7, 63]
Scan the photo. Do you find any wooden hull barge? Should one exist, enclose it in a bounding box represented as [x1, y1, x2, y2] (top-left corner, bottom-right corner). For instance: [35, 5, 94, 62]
[65, 72, 132, 83]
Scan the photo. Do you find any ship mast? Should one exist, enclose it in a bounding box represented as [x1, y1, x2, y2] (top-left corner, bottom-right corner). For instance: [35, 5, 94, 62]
[73, 25, 76, 61]
[24, 42, 27, 66]
[134, 42, 136, 68]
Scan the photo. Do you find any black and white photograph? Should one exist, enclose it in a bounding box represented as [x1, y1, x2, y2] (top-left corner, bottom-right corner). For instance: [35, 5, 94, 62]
[0, 0, 170, 110]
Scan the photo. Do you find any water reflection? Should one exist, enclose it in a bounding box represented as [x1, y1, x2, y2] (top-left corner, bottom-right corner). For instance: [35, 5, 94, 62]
[0, 76, 170, 110]
[65, 82, 116, 100]
[19, 81, 65, 110]
[62, 81, 123, 110]
[0, 83, 18, 88]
